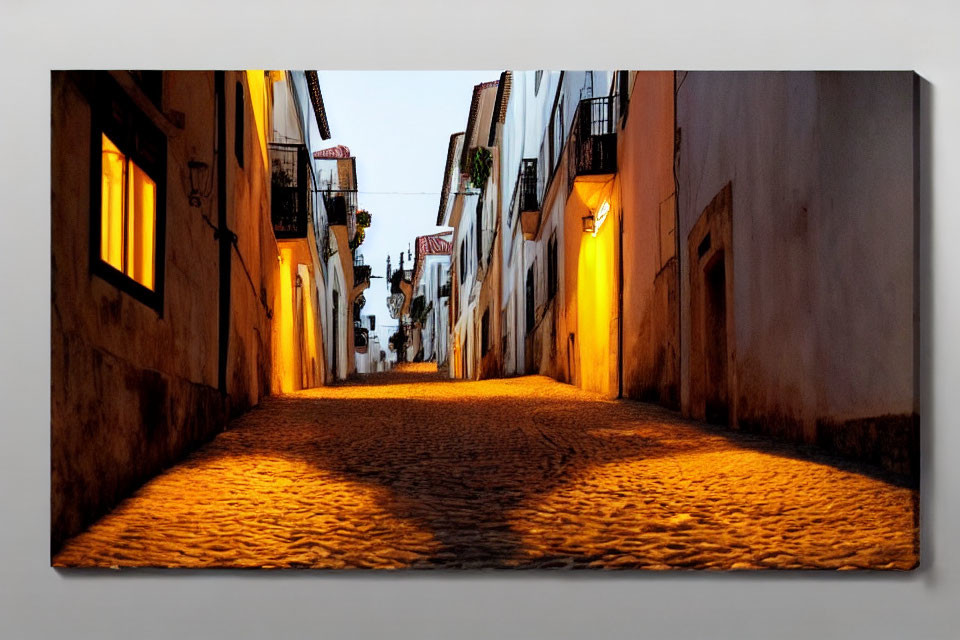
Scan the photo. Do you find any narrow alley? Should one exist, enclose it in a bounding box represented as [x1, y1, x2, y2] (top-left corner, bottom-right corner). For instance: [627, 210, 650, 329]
[54, 364, 917, 570]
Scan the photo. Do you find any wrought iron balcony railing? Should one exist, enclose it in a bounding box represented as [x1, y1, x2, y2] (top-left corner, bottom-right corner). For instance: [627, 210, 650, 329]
[570, 95, 618, 179]
[354, 326, 369, 353]
[323, 189, 357, 228]
[519, 158, 540, 213]
[353, 264, 372, 287]
[268, 142, 309, 238]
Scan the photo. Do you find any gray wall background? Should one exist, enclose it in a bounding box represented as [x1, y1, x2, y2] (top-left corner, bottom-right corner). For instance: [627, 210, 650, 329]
[1, 0, 958, 638]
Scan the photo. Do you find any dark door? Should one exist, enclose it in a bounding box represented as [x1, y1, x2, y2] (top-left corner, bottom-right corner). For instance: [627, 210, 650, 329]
[704, 254, 728, 424]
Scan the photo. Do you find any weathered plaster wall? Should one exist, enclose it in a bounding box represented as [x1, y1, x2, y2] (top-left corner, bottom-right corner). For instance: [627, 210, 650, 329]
[619, 72, 680, 408]
[676, 71, 917, 475]
[51, 71, 279, 553]
[226, 71, 278, 412]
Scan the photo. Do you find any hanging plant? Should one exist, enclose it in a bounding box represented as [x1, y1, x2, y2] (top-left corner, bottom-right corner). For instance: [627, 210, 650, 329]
[349, 226, 366, 252]
[355, 209, 372, 228]
[469, 147, 493, 189]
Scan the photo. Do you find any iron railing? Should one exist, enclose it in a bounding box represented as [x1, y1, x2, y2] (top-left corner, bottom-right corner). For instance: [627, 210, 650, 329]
[268, 142, 309, 238]
[322, 188, 357, 230]
[570, 95, 618, 178]
[354, 264, 372, 287]
[354, 325, 369, 353]
[519, 158, 540, 213]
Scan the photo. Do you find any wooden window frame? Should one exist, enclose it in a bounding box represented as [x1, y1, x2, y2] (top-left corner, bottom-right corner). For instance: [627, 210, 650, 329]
[89, 72, 167, 314]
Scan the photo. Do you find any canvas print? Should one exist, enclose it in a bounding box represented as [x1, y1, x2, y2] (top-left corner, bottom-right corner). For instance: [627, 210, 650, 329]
[51, 70, 919, 570]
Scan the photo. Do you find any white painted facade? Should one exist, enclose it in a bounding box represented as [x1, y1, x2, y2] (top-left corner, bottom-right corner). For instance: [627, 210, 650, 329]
[676, 71, 916, 457]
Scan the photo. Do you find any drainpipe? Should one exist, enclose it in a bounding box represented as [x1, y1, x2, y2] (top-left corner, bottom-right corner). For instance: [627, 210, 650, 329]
[215, 70, 232, 397]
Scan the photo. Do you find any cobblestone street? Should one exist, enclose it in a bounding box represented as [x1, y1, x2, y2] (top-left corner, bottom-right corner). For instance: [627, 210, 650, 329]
[54, 364, 918, 570]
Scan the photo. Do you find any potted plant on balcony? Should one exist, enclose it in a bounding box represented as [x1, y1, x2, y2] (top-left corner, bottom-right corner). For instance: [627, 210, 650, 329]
[355, 209, 372, 228]
[469, 147, 493, 189]
[349, 227, 366, 252]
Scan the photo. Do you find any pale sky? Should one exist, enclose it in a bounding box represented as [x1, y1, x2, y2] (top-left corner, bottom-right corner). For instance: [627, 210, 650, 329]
[315, 70, 500, 352]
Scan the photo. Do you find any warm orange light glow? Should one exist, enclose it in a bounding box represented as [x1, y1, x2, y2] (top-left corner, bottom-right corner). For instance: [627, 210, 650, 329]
[245, 71, 269, 169]
[52, 366, 919, 570]
[300, 267, 320, 387]
[101, 133, 156, 290]
[278, 249, 296, 392]
[592, 201, 610, 237]
[100, 134, 125, 270]
[126, 162, 156, 289]
[577, 202, 616, 396]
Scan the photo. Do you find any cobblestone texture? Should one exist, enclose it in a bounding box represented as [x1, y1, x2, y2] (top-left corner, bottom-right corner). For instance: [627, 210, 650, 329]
[54, 364, 919, 570]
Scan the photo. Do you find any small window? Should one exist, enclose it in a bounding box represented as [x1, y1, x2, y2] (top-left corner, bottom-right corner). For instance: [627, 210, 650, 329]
[552, 101, 564, 168]
[547, 233, 558, 301]
[92, 73, 166, 312]
[235, 82, 244, 168]
[99, 133, 158, 291]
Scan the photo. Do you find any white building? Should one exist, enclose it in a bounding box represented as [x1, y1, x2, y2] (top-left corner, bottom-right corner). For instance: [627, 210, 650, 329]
[410, 232, 453, 365]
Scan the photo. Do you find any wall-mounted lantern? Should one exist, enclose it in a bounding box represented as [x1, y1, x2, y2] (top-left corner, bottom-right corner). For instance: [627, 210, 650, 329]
[187, 160, 210, 208]
[581, 214, 595, 234]
[582, 200, 610, 237]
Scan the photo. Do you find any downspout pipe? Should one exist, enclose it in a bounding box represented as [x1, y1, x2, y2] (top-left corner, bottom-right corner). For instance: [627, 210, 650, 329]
[215, 70, 232, 397]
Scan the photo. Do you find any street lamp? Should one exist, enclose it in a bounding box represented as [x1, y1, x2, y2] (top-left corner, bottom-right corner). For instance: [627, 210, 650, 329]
[582, 200, 610, 237]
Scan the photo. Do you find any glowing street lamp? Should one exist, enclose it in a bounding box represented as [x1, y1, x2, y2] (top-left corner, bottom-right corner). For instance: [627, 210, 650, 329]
[581, 214, 595, 234]
[582, 201, 610, 237]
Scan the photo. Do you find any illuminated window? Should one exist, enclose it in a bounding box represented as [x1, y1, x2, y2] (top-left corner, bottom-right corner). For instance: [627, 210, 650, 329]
[92, 72, 166, 311]
[100, 133, 157, 290]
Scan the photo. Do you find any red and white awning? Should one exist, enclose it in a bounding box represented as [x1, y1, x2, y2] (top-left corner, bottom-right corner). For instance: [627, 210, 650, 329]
[313, 145, 352, 159]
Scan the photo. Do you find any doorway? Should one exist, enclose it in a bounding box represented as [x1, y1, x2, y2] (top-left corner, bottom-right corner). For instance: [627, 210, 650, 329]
[685, 181, 735, 424]
[703, 253, 729, 424]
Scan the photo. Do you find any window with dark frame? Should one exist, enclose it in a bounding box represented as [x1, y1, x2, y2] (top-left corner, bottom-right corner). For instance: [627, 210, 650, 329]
[91, 72, 167, 313]
[547, 232, 558, 302]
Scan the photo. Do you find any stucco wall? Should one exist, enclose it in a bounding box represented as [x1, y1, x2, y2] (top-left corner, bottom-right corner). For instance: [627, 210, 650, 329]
[619, 71, 680, 407]
[676, 71, 917, 475]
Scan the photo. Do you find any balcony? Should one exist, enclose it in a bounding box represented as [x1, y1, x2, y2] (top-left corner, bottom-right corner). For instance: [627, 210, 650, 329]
[570, 96, 618, 180]
[323, 189, 357, 229]
[519, 159, 540, 213]
[518, 158, 541, 240]
[353, 264, 371, 288]
[354, 325, 369, 354]
[269, 143, 309, 238]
